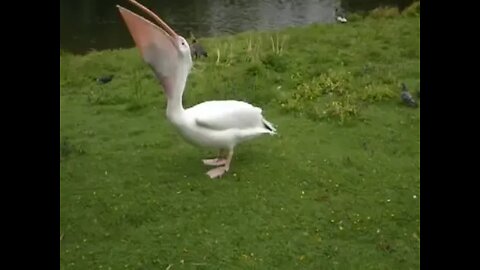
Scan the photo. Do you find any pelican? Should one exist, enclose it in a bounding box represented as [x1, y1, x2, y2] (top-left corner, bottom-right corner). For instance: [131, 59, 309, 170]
[116, 0, 277, 179]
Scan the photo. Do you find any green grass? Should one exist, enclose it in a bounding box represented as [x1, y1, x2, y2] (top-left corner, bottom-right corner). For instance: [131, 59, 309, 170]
[60, 4, 420, 270]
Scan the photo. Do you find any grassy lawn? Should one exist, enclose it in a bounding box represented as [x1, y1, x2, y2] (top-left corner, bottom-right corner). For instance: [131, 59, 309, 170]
[60, 3, 420, 269]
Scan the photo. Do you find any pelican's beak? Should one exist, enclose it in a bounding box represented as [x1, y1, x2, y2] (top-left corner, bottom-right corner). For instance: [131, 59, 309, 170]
[116, 0, 185, 98]
[116, 0, 180, 55]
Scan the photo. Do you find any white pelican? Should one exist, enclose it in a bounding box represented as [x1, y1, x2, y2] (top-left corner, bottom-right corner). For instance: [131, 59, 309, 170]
[116, 0, 277, 179]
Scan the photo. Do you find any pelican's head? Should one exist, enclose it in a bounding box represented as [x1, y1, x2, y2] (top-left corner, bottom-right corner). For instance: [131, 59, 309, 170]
[176, 36, 193, 66]
[117, 0, 193, 96]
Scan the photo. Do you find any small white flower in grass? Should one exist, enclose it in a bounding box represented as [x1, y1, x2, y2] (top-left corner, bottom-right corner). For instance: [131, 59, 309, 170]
[339, 226, 343, 230]
[387, 199, 391, 202]
[413, 195, 417, 199]
[377, 229, 381, 233]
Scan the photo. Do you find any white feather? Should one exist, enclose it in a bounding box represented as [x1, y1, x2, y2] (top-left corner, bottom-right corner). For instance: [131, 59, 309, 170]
[168, 100, 275, 150]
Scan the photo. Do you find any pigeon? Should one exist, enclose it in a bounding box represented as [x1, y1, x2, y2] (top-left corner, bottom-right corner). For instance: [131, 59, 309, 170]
[95, 75, 114, 84]
[400, 83, 418, 108]
[191, 39, 208, 59]
[335, 7, 348, 23]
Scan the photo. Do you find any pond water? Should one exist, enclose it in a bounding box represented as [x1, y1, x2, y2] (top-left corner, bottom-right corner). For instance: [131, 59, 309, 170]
[60, 0, 414, 54]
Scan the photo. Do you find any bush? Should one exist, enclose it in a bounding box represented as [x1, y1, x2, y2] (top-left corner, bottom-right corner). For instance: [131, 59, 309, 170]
[402, 1, 420, 17]
[279, 70, 357, 123]
[369, 7, 400, 19]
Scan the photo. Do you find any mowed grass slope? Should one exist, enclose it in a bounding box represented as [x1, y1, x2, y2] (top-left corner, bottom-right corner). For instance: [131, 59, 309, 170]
[60, 4, 420, 270]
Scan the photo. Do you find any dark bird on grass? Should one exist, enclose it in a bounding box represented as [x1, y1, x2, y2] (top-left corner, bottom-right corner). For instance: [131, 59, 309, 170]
[191, 39, 208, 59]
[335, 7, 348, 23]
[95, 75, 114, 84]
[400, 83, 418, 108]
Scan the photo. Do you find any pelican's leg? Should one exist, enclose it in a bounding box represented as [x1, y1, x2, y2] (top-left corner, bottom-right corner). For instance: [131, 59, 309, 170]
[206, 149, 234, 179]
[202, 149, 227, 166]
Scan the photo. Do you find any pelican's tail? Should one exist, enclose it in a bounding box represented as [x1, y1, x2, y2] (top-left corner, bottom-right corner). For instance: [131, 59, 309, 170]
[262, 118, 277, 135]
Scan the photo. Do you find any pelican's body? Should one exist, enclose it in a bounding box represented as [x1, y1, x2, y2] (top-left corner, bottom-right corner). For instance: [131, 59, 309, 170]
[172, 100, 275, 150]
[117, 0, 276, 178]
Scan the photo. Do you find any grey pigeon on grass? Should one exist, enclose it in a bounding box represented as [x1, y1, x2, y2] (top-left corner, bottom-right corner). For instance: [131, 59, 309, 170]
[95, 75, 114, 84]
[400, 83, 418, 108]
[191, 39, 208, 59]
[336, 7, 348, 23]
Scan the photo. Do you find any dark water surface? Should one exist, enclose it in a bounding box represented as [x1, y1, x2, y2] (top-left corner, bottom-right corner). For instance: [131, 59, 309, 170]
[60, 0, 414, 54]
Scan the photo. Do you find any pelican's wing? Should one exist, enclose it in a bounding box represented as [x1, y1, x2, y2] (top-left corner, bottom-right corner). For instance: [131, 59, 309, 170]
[191, 101, 266, 131]
[117, 4, 180, 95]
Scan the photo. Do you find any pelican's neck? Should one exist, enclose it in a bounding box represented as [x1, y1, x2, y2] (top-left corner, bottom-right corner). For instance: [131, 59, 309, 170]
[165, 66, 189, 123]
[166, 83, 185, 115]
